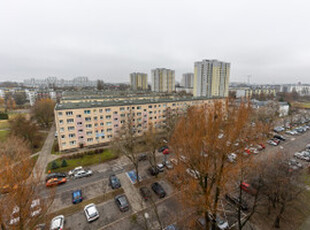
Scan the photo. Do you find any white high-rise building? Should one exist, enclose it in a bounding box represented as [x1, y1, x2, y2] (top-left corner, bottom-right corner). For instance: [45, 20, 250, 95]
[130, 73, 148, 90]
[151, 68, 175, 92]
[193, 59, 230, 97]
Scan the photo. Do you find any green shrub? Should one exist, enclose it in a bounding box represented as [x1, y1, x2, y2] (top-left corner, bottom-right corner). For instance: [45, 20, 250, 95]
[61, 159, 68, 167]
[51, 161, 59, 169]
[0, 113, 8, 120]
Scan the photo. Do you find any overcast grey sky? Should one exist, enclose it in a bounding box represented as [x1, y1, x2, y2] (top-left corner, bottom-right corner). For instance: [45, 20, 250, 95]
[0, 0, 309, 84]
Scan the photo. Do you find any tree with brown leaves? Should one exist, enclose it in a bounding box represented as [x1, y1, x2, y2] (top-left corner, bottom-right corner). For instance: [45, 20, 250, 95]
[168, 100, 270, 230]
[31, 98, 55, 128]
[0, 137, 55, 230]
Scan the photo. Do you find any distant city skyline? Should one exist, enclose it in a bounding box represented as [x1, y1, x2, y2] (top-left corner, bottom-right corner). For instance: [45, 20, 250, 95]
[1, 0, 310, 84]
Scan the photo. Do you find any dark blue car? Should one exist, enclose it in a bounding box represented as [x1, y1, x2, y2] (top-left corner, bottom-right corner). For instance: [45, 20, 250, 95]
[72, 190, 83, 204]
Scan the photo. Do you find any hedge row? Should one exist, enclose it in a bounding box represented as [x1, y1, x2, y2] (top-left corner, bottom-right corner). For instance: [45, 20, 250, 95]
[60, 148, 107, 160]
[0, 113, 8, 120]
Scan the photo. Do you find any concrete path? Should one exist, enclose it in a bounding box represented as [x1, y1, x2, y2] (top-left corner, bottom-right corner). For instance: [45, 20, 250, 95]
[32, 125, 57, 181]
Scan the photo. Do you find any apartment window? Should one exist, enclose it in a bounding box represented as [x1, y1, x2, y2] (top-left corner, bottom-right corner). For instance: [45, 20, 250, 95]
[85, 117, 91, 122]
[114, 118, 118, 121]
[121, 120, 125, 124]
[137, 118, 142, 122]
[99, 109, 103, 113]
[105, 108, 111, 112]
[100, 116, 103, 120]
[76, 114, 82, 118]
[69, 134, 75, 138]
[66, 111, 73, 116]
[132, 106, 135, 110]
[149, 111, 153, 114]
[67, 118, 74, 123]
[86, 124, 92, 128]
[62, 142, 66, 146]
[107, 128, 112, 132]
[60, 127, 64, 132]
[101, 136, 105, 139]
[114, 124, 119, 128]
[137, 112, 142, 116]
[94, 116, 98, 121]
[120, 107, 125, 111]
[172, 103, 176, 106]
[77, 122, 82, 125]
[78, 129, 83, 133]
[95, 130, 99, 134]
[84, 110, 91, 114]
[94, 123, 98, 127]
[93, 109, 96, 113]
[100, 122, 104, 126]
[127, 107, 130, 110]
[154, 105, 157, 108]
[108, 135, 113, 139]
[163, 104, 167, 107]
[137, 106, 141, 110]
[113, 111, 118, 114]
[144, 109, 147, 112]
[101, 129, 104, 133]
[68, 126, 75, 131]
[70, 141, 76, 145]
[61, 135, 65, 140]
[58, 112, 63, 116]
[158, 105, 161, 108]
[148, 105, 152, 108]
[120, 114, 125, 117]
[87, 138, 93, 142]
[59, 120, 64, 124]
[86, 131, 92, 136]
[106, 115, 111, 119]
[106, 122, 112, 126]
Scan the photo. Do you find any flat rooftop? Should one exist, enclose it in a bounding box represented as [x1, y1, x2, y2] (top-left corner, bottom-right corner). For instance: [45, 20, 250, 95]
[55, 96, 221, 110]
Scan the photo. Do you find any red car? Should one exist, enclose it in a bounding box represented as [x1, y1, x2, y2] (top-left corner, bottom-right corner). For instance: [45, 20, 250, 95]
[46, 177, 67, 187]
[259, 143, 265, 149]
[240, 182, 257, 195]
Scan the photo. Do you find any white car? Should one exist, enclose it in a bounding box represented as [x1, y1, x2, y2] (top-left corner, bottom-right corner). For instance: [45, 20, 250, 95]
[30, 199, 42, 217]
[285, 130, 295, 135]
[186, 168, 200, 179]
[227, 153, 237, 162]
[50, 215, 65, 230]
[68, 166, 83, 176]
[163, 160, 174, 169]
[156, 163, 165, 172]
[74, 169, 93, 179]
[84, 203, 99, 222]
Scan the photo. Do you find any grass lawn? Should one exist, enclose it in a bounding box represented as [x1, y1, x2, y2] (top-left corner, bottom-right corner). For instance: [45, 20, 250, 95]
[0, 120, 9, 129]
[46, 149, 117, 173]
[0, 130, 9, 141]
[32, 131, 49, 153]
[51, 140, 61, 155]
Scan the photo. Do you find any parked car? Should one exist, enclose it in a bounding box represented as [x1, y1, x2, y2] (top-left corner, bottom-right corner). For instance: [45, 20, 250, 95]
[286, 130, 295, 135]
[84, 203, 99, 222]
[196, 215, 228, 230]
[164, 224, 178, 230]
[148, 167, 159, 176]
[267, 139, 278, 146]
[272, 138, 281, 145]
[179, 155, 188, 163]
[225, 194, 248, 211]
[163, 160, 174, 169]
[227, 153, 237, 162]
[74, 169, 93, 179]
[72, 190, 83, 204]
[151, 182, 166, 198]
[288, 159, 303, 170]
[186, 168, 200, 179]
[138, 153, 147, 161]
[115, 194, 129, 212]
[170, 158, 178, 165]
[50, 215, 65, 230]
[158, 145, 168, 152]
[68, 166, 83, 176]
[240, 182, 257, 195]
[45, 173, 66, 182]
[157, 163, 165, 172]
[274, 134, 286, 141]
[139, 186, 152, 201]
[109, 174, 121, 189]
[46, 177, 67, 187]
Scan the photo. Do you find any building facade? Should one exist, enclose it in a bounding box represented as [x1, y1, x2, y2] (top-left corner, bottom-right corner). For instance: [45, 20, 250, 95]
[193, 59, 230, 98]
[151, 68, 175, 93]
[181, 73, 194, 88]
[130, 73, 148, 90]
[55, 97, 223, 151]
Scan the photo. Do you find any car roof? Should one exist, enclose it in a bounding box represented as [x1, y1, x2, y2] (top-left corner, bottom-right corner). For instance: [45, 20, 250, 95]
[72, 190, 82, 197]
[51, 215, 64, 228]
[116, 195, 128, 205]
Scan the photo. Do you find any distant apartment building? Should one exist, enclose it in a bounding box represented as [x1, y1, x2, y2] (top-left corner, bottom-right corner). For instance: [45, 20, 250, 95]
[193, 59, 230, 98]
[23, 76, 97, 88]
[130, 73, 148, 90]
[151, 68, 175, 93]
[232, 87, 276, 98]
[280, 84, 310, 96]
[181, 73, 194, 88]
[55, 95, 224, 151]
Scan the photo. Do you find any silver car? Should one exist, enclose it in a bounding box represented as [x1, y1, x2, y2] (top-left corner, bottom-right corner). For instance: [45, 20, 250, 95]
[74, 169, 93, 179]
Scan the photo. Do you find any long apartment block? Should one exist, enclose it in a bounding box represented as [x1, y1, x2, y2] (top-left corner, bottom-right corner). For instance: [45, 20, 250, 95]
[55, 96, 224, 151]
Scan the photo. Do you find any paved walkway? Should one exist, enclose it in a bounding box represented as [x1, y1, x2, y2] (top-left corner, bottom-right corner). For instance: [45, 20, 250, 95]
[32, 125, 57, 181]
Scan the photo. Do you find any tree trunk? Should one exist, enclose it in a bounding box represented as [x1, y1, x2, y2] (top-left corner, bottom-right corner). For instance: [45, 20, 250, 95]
[274, 203, 286, 228]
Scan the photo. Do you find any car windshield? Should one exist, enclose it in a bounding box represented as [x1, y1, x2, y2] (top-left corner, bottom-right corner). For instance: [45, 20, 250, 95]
[86, 206, 98, 217]
[73, 191, 81, 199]
[118, 196, 127, 205]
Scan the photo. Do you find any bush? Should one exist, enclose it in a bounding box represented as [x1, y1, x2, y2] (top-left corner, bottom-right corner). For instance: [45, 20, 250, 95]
[61, 159, 68, 167]
[0, 113, 8, 120]
[51, 161, 59, 170]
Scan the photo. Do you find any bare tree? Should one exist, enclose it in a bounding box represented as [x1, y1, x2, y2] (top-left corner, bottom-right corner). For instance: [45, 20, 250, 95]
[31, 98, 55, 128]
